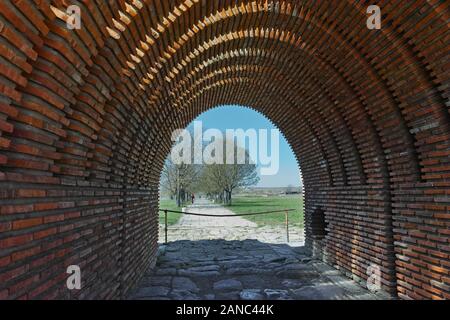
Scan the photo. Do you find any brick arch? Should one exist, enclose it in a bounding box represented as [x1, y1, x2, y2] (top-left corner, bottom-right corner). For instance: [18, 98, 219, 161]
[37, 1, 424, 189]
[153, 76, 397, 289]
[165, 62, 361, 185]
[119, 1, 445, 179]
[127, 23, 422, 182]
[0, 1, 449, 300]
[151, 42, 382, 191]
[149, 35, 386, 184]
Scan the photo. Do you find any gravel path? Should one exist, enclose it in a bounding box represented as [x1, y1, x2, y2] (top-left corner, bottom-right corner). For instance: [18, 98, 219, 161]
[176, 199, 257, 228]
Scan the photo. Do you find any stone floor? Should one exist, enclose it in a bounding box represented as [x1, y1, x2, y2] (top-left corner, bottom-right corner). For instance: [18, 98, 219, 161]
[136, 199, 390, 300]
[129, 239, 388, 300]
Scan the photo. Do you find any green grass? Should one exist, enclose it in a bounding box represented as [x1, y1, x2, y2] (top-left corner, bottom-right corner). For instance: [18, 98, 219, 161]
[228, 195, 304, 227]
[158, 199, 183, 226]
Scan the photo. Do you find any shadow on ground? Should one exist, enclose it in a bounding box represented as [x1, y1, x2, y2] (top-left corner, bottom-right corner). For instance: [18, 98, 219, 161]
[129, 239, 388, 300]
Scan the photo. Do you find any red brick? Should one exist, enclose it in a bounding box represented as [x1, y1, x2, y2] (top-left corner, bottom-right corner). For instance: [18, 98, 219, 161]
[9, 275, 40, 295]
[0, 234, 33, 249]
[0, 255, 11, 268]
[12, 217, 43, 230]
[33, 227, 57, 240]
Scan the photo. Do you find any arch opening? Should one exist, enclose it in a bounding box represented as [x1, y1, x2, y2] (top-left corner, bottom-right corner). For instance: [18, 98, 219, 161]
[157, 104, 305, 244]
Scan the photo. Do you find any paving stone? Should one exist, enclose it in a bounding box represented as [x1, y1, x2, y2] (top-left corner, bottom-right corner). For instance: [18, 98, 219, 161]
[312, 262, 341, 275]
[190, 261, 222, 267]
[221, 260, 257, 269]
[275, 264, 319, 278]
[225, 268, 251, 275]
[170, 290, 201, 300]
[179, 270, 221, 277]
[172, 277, 200, 293]
[185, 265, 220, 272]
[227, 268, 273, 276]
[281, 279, 305, 288]
[155, 268, 177, 276]
[264, 289, 290, 300]
[163, 259, 190, 268]
[312, 284, 348, 300]
[325, 275, 367, 293]
[215, 255, 239, 261]
[213, 279, 243, 291]
[263, 255, 287, 263]
[144, 276, 172, 287]
[350, 293, 382, 300]
[292, 286, 324, 300]
[158, 246, 167, 256]
[134, 286, 170, 298]
[240, 289, 265, 300]
[285, 258, 300, 264]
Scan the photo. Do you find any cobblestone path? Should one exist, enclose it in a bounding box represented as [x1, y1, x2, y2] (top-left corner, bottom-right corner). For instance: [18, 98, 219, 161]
[139, 200, 389, 300]
[130, 239, 388, 300]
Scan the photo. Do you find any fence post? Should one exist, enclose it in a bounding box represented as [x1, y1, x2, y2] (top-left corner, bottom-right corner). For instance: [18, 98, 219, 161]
[164, 209, 168, 244]
[285, 209, 290, 243]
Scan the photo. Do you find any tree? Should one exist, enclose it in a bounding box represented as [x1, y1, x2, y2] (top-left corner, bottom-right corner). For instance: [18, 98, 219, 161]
[161, 133, 259, 206]
[201, 142, 259, 205]
[160, 158, 201, 206]
[160, 127, 203, 206]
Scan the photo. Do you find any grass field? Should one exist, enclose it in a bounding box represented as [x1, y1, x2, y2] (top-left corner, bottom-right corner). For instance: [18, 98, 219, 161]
[229, 195, 304, 227]
[158, 199, 183, 225]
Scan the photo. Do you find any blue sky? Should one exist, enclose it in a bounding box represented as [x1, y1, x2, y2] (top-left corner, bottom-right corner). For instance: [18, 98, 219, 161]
[186, 105, 302, 188]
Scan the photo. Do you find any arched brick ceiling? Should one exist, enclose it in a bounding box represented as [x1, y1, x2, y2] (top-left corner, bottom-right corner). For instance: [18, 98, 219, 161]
[45, 0, 447, 186]
[0, 0, 449, 299]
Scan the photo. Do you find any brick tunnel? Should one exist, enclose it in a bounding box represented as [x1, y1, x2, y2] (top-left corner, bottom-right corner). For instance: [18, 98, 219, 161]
[0, 1, 449, 300]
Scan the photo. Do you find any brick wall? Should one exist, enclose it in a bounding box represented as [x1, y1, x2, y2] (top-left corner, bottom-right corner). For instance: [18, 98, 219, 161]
[0, 1, 448, 299]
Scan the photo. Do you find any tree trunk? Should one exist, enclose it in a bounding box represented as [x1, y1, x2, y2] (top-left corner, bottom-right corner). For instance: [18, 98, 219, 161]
[223, 190, 232, 206]
[176, 187, 181, 207]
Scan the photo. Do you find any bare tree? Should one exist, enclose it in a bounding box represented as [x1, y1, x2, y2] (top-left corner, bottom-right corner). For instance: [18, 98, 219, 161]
[160, 159, 201, 206]
[201, 143, 259, 205]
[161, 133, 259, 206]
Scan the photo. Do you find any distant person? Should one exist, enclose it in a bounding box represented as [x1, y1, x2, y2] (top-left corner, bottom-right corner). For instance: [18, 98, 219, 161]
[191, 193, 195, 204]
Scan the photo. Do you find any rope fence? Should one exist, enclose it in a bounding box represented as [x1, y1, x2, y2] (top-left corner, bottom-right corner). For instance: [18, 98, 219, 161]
[159, 208, 295, 244]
